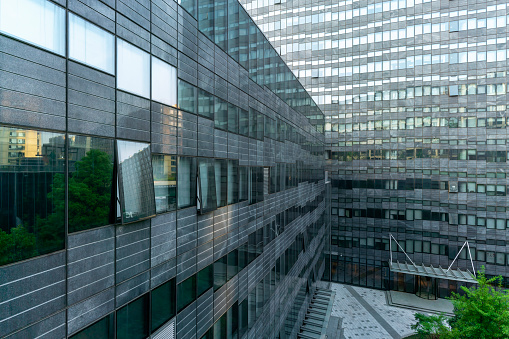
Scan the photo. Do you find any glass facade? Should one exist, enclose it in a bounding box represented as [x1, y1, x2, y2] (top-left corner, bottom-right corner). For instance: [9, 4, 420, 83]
[0, 0, 327, 338]
[243, 0, 509, 293]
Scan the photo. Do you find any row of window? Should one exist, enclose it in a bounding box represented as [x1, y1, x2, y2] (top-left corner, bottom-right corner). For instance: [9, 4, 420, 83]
[335, 207, 509, 230]
[177, 80, 322, 153]
[327, 103, 507, 121]
[279, 9, 509, 55]
[334, 168, 508, 179]
[333, 236, 509, 266]
[0, 126, 322, 266]
[327, 115, 509, 133]
[71, 223, 323, 339]
[0, 0, 321, 122]
[329, 149, 509, 163]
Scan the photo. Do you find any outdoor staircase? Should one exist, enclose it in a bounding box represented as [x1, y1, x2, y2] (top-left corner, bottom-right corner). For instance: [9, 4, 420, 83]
[298, 287, 340, 339]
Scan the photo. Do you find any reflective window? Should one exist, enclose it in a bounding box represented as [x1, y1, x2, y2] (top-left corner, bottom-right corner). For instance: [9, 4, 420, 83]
[0, 0, 65, 55]
[197, 264, 213, 297]
[198, 89, 214, 120]
[0, 127, 65, 266]
[215, 97, 228, 130]
[152, 155, 177, 213]
[215, 159, 227, 208]
[239, 166, 248, 202]
[198, 0, 214, 41]
[238, 108, 249, 136]
[227, 249, 238, 281]
[117, 39, 150, 98]
[179, 0, 196, 18]
[152, 57, 177, 106]
[177, 156, 197, 209]
[214, 255, 227, 291]
[69, 13, 114, 73]
[197, 158, 216, 213]
[228, 103, 238, 134]
[214, 0, 227, 50]
[178, 80, 197, 113]
[117, 294, 149, 339]
[177, 275, 196, 312]
[117, 141, 155, 223]
[151, 278, 176, 333]
[227, 160, 239, 205]
[70, 314, 114, 339]
[68, 135, 114, 233]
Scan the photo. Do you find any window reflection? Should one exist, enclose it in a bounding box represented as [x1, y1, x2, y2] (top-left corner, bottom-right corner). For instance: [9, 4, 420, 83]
[197, 158, 216, 213]
[177, 156, 197, 209]
[117, 39, 150, 98]
[152, 154, 177, 213]
[68, 135, 114, 233]
[117, 140, 155, 223]
[0, 0, 65, 55]
[0, 126, 65, 265]
[151, 56, 177, 106]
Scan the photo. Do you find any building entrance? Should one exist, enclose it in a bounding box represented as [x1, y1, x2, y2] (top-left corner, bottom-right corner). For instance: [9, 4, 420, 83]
[415, 276, 437, 300]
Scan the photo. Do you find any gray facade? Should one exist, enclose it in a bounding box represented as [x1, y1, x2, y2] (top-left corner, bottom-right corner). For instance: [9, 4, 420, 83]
[243, 0, 509, 294]
[0, 0, 327, 338]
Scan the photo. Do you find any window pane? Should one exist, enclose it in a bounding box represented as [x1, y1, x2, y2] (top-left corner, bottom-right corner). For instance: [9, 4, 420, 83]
[0, 127, 65, 265]
[117, 141, 155, 223]
[117, 294, 149, 339]
[177, 275, 196, 312]
[238, 108, 249, 136]
[68, 135, 114, 233]
[151, 279, 176, 333]
[152, 154, 177, 213]
[198, 89, 214, 120]
[69, 13, 114, 73]
[215, 159, 227, 208]
[70, 314, 114, 339]
[227, 249, 238, 281]
[215, 97, 228, 130]
[197, 265, 213, 297]
[117, 39, 150, 98]
[178, 80, 197, 113]
[227, 160, 239, 205]
[238, 166, 248, 202]
[0, 0, 65, 54]
[214, 255, 227, 291]
[198, 158, 217, 213]
[228, 103, 238, 134]
[151, 57, 177, 107]
[177, 157, 197, 209]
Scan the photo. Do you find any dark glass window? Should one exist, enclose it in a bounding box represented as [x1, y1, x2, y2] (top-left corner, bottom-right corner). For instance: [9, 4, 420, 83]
[178, 80, 197, 113]
[177, 156, 197, 209]
[238, 108, 249, 136]
[151, 278, 176, 332]
[214, 255, 227, 291]
[227, 0, 239, 62]
[214, 0, 227, 51]
[238, 242, 248, 270]
[70, 313, 114, 339]
[198, 158, 217, 213]
[117, 141, 155, 223]
[117, 294, 150, 339]
[152, 155, 177, 214]
[68, 135, 114, 233]
[215, 97, 228, 130]
[227, 249, 238, 281]
[227, 302, 239, 339]
[213, 313, 227, 339]
[238, 166, 248, 202]
[257, 112, 264, 140]
[228, 103, 238, 134]
[197, 264, 213, 296]
[198, 89, 214, 120]
[177, 275, 196, 312]
[227, 160, 239, 205]
[215, 159, 227, 208]
[179, 0, 196, 18]
[249, 108, 257, 138]
[238, 7, 249, 70]
[239, 299, 248, 337]
[198, 0, 214, 41]
[0, 127, 65, 266]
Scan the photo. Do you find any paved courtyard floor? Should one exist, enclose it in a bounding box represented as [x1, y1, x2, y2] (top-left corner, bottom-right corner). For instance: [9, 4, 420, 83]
[330, 283, 418, 339]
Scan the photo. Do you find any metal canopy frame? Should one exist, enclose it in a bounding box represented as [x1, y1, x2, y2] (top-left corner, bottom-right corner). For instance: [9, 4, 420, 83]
[388, 234, 478, 284]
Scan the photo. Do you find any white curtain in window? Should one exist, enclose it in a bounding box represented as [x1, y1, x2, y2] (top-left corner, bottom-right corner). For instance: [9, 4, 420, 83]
[69, 14, 114, 73]
[117, 39, 150, 98]
[0, 0, 65, 54]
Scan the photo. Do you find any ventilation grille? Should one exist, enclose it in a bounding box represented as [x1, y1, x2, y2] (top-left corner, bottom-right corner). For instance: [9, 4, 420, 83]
[153, 319, 175, 339]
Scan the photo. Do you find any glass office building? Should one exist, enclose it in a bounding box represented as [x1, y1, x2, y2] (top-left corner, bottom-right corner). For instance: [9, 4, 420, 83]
[243, 0, 509, 296]
[0, 0, 327, 338]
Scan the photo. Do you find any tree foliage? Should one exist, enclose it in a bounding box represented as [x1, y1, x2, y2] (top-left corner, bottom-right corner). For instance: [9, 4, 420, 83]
[411, 268, 509, 339]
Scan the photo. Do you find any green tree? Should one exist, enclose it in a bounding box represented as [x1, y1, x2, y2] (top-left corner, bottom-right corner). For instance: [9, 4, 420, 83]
[411, 313, 449, 339]
[448, 268, 509, 339]
[411, 267, 509, 339]
[0, 225, 37, 265]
